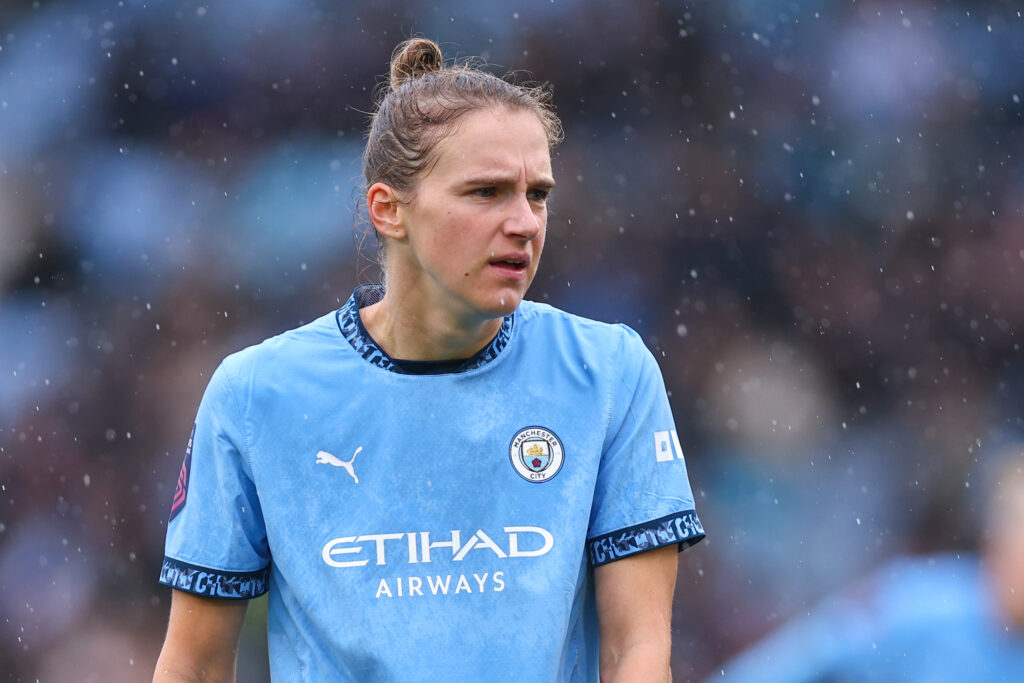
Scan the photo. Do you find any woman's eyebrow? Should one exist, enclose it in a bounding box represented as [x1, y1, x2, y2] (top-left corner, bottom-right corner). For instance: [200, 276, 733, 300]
[460, 174, 518, 186]
[461, 175, 556, 189]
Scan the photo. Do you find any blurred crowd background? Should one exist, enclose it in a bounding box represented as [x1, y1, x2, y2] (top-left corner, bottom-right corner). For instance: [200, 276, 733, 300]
[2, 0, 1022, 680]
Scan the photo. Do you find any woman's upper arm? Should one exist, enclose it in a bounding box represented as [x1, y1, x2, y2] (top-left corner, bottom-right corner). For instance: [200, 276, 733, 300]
[153, 590, 249, 683]
[594, 544, 679, 683]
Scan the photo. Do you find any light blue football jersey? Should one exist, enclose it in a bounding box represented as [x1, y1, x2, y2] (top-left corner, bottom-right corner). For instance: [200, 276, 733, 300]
[161, 285, 704, 682]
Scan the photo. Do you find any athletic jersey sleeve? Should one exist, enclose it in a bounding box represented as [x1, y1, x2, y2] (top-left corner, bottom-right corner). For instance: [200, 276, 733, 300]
[158, 358, 271, 599]
[586, 325, 705, 566]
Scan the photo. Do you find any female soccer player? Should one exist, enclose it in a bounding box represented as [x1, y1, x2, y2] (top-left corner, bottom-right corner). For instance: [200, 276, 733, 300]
[154, 38, 704, 682]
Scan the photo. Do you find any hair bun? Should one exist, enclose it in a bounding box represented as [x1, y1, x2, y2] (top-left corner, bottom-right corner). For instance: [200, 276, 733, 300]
[390, 38, 444, 90]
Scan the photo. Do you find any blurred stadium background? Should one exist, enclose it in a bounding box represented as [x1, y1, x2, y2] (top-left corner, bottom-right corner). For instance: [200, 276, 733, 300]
[1, 1, 1022, 680]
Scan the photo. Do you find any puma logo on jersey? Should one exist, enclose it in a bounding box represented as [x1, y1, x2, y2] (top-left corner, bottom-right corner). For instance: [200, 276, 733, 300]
[316, 447, 363, 483]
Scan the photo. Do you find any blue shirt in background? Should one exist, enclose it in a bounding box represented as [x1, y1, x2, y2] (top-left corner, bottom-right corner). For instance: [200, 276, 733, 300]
[713, 553, 1024, 682]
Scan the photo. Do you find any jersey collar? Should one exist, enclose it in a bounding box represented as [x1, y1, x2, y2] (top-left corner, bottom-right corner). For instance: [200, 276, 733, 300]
[336, 284, 514, 375]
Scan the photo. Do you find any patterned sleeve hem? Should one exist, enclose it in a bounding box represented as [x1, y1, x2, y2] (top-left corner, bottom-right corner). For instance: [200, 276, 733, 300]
[159, 557, 270, 599]
[587, 510, 705, 566]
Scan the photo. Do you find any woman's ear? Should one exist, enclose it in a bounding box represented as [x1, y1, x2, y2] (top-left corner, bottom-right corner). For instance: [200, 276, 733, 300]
[367, 183, 407, 240]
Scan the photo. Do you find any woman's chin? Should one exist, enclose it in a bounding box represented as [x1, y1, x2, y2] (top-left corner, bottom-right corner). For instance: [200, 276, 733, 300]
[485, 291, 524, 317]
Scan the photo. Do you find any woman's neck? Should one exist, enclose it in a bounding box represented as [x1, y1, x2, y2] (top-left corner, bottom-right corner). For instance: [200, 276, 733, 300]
[359, 292, 504, 362]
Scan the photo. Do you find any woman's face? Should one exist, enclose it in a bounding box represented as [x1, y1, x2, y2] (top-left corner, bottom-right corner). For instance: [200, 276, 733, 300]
[394, 107, 554, 324]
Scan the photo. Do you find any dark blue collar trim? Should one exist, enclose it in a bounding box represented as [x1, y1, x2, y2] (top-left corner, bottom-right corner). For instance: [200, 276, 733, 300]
[336, 284, 514, 375]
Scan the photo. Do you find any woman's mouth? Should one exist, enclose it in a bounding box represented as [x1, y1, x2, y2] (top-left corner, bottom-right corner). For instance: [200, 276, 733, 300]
[488, 254, 530, 278]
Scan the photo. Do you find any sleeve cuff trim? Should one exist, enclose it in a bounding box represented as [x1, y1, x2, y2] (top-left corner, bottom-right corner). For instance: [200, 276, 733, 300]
[159, 557, 269, 599]
[587, 509, 705, 566]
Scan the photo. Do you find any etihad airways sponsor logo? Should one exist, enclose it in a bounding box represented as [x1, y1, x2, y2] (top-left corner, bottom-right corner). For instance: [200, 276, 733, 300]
[321, 526, 553, 568]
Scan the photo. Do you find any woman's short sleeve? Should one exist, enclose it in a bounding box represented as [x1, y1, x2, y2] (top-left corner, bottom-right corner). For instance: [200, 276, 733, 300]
[586, 325, 705, 566]
[159, 360, 270, 599]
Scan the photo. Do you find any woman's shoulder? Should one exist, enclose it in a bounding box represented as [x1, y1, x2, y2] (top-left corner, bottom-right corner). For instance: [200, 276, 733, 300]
[516, 299, 646, 356]
[217, 309, 343, 378]
[519, 298, 615, 329]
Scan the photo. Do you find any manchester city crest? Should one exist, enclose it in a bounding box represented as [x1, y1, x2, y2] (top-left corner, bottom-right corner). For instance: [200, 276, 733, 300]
[509, 426, 564, 482]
